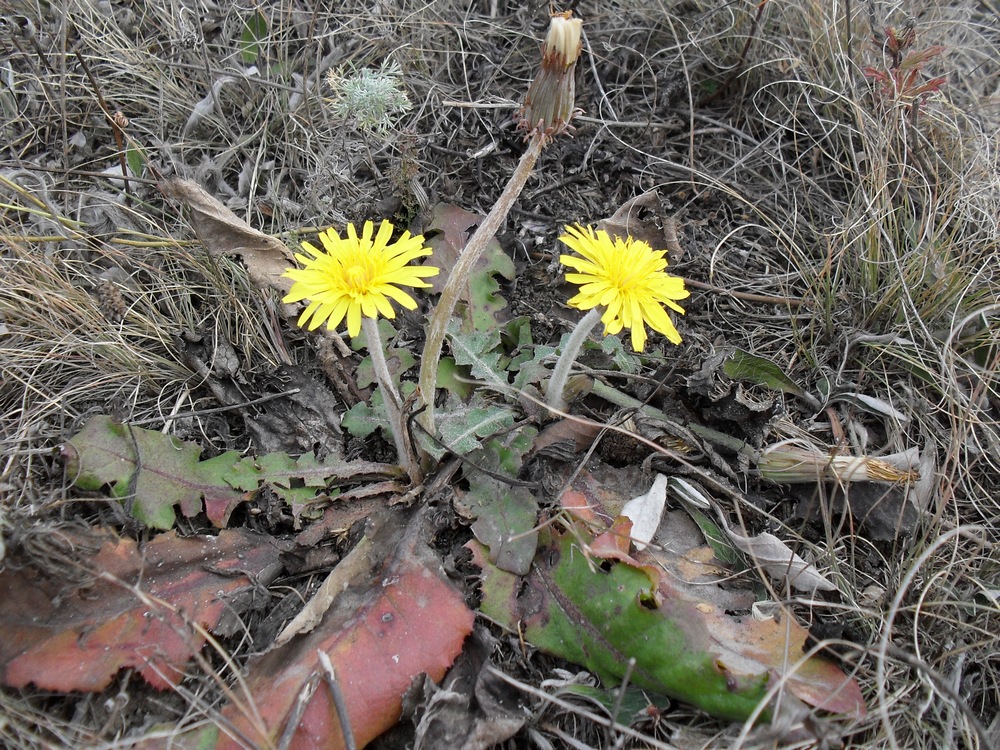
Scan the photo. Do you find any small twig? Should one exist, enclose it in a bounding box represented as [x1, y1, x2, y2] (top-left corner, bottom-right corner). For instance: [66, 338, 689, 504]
[14, 163, 159, 185]
[127, 388, 302, 427]
[277, 674, 320, 750]
[603, 657, 636, 748]
[485, 666, 679, 750]
[74, 51, 133, 205]
[581, 27, 617, 122]
[698, 0, 771, 107]
[683, 277, 807, 308]
[318, 650, 357, 750]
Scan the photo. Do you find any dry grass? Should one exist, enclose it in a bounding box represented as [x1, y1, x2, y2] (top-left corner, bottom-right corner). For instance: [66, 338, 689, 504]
[2, 0, 999, 747]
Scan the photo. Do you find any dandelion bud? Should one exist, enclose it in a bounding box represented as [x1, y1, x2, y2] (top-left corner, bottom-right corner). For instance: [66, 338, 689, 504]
[518, 12, 583, 136]
[543, 12, 583, 69]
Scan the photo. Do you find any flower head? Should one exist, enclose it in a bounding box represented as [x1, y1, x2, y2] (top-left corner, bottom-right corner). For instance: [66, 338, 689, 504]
[559, 224, 688, 352]
[518, 11, 583, 136]
[282, 220, 439, 338]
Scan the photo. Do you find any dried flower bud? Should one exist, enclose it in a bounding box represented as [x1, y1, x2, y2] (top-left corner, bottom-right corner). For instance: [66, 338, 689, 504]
[543, 12, 583, 69]
[518, 11, 583, 136]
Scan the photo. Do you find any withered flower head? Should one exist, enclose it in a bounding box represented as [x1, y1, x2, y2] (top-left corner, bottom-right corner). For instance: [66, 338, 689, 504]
[518, 11, 583, 137]
[543, 12, 583, 68]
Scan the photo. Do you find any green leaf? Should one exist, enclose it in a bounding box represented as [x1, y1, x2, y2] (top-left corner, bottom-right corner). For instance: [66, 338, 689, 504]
[462, 475, 538, 575]
[224, 451, 401, 507]
[478, 425, 537, 476]
[467, 248, 514, 332]
[239, 10, 267, 64]
[342, 389, 389, 438]
[474, 529, 772, 722]
[501, 316, 534, 352]
[599, 335, 642, 374]
[684, 506, 742, 567]
[341, 382, 416, 440]
[63, 416, 402, 530]
[472, 496, 866, 722]
[501, 316, 555, 392]
[722, 348, 817, 407]
[555, 683, 653, 725]
[447, 322, 508, 388]
[356, 348, 416, 389]
[125, 143, 146, 178]
[435, 356, 474, 399]
[63, 415, 243, 529]
[352, 319, 415, 389]
[430, 398, 516, 460]
[351, 318, 396, 352]
[511, 343, 557, 392]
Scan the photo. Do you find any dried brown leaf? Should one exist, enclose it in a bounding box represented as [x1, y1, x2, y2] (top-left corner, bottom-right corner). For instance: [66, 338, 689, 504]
[160, 178, 295, 296]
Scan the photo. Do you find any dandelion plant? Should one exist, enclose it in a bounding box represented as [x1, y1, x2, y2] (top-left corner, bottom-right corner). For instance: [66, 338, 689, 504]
[282, 220, 439, 480]
[547, 225, 689, 410]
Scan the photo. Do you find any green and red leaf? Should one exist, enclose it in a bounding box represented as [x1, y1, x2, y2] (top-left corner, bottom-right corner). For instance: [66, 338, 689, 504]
[0, 528, 284, 692]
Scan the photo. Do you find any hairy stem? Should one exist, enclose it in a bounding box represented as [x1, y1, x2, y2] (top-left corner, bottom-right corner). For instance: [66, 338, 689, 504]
[362, 315, 414, 479]
[546, 307, 602, 411]
[417, 132, 546, 435]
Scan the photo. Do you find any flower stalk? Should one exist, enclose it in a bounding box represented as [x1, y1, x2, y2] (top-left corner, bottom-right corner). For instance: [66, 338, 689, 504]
[546, 307, 601, 411]
[361, 316, 414, 478]
[417, 133, 546, 434]
[417, 11, 583, 437]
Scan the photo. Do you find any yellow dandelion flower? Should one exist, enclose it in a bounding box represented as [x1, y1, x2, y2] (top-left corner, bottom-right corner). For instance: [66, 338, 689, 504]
[282, 220, 440, 338]
[559, 224, 689, 352]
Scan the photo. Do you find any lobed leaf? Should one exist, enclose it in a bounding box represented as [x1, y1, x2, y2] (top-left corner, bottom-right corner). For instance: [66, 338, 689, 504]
[64, 416, 403, 529]
[460, 474, 539, 576]
[63, 415, 244, 529]
[0, 528, 284, 692]
[425, 203, 515, 332]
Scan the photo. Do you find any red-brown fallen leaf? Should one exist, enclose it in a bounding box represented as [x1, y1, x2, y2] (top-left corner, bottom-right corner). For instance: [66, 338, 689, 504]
[586, 515, 640, 565]
[560, 489, 599, 524]
[217, 505, 474, 750]
[0, 529, 284, 692]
